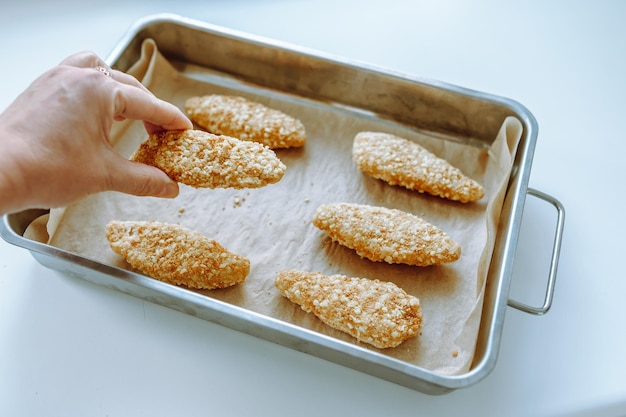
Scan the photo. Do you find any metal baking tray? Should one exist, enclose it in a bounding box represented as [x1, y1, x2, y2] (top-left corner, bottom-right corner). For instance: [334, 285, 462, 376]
[0, 14, 565, 394]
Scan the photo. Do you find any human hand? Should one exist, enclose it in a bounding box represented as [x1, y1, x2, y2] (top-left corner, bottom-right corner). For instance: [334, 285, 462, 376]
[0, 51, 193, 215]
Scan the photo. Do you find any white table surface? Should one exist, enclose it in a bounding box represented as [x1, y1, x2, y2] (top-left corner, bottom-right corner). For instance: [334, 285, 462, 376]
[1, 1, 625, 416]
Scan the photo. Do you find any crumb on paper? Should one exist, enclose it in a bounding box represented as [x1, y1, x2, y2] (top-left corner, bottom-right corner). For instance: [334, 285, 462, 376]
[452, 350, 459, 358]
[233, 196, 246, 208]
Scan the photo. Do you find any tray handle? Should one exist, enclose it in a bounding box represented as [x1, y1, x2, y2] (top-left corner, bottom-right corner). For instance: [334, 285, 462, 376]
[507, 188, 565, 315]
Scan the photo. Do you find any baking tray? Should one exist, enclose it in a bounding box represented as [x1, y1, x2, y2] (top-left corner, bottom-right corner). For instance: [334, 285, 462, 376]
[0, 14, 565, 394]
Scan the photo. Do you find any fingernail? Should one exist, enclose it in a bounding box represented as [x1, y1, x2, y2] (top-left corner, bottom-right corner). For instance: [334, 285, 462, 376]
[159, 181, 179, 198]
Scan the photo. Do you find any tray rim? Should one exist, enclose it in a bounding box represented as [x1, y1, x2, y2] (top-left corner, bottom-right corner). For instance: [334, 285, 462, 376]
[0, 13, 539, 395]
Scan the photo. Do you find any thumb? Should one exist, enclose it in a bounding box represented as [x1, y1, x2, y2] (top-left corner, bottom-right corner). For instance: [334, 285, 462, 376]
[107, 157, 179, 198]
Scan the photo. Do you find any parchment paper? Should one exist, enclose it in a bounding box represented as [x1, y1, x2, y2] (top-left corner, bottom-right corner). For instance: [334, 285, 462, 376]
[41, 39, 522, 375]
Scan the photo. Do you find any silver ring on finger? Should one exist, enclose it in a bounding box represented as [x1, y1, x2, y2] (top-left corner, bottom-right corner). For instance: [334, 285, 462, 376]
[95, 65, 113, 78]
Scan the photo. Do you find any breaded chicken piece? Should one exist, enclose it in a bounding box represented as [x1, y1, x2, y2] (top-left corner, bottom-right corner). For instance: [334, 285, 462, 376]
[352, 131, 485, 203]
[185, 94, 306, 149]
[106, 220, 249, 289]
[131, 129, 285, 189]
[275, 270, 422, 349]
[312, 203, 461, 266]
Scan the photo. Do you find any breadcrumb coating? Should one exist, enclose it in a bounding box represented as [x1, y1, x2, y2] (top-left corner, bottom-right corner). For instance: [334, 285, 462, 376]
[185, 94, 306, 149]
[352, 131, 485, 203]
[312, 203, 461, 266]
[106, 220, 250, 289]
[131, 129, 285, 189]
[275, 270, 422, 349]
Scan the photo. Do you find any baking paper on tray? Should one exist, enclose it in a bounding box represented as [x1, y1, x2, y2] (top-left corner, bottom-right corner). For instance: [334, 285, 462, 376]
[41, 39, 522, 375]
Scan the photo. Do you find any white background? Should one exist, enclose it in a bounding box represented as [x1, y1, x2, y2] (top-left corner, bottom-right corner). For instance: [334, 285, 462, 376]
[1, 1, 625, 416]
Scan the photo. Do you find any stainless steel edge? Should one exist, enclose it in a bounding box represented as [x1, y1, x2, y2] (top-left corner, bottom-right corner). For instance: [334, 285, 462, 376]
[0, 13, 547, 394]
[458, 102, 539, 388]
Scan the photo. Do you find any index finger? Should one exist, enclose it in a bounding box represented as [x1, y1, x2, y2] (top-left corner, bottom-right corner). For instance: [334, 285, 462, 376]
[113, 83, 192, 133]
[63, 52, 154, 95]
[60, 50, 106, 68]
